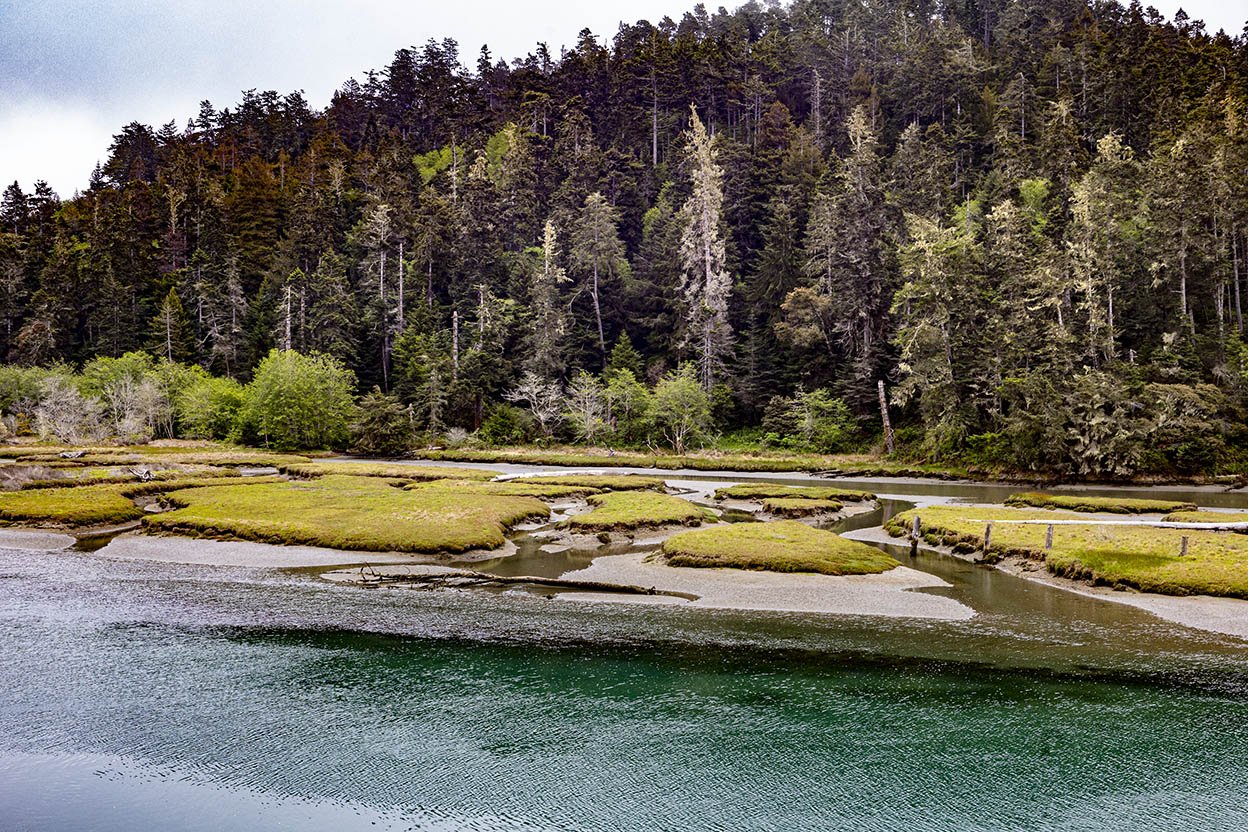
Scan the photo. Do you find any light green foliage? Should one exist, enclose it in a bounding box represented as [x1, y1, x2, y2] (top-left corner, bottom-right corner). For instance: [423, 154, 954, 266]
[566, 490, 705, 531]
[1004, 493, 1195, 514]
[604, 369, 651, 443]
[650, 364, 711, 454]
[714, 483, 875, 501]
[662, 521, 898, 575]
[239, 350, 356, 450]
[886, 506, 1248, 597]
[144, 475, 549, 553]
[176, 376, 245, 440]
[760, 388, 857, 453]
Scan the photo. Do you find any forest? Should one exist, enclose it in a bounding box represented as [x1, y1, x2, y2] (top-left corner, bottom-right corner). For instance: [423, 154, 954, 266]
[3, 0, 1248, 477]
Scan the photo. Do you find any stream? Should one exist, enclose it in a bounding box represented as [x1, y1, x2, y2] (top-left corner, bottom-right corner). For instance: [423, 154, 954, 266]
[1, 463, 1247, 831]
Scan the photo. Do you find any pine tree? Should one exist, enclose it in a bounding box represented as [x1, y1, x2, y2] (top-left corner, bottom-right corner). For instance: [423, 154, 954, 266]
[526, 220, 570, 381]
[569, 192, 627, 364]
[678, 105, 734, 391]
[148, 287, 194, 363]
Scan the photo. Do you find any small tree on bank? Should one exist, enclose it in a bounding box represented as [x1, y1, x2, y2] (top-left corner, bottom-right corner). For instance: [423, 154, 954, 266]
[240, 349, 356, 450]
[650, 364, 711, 454]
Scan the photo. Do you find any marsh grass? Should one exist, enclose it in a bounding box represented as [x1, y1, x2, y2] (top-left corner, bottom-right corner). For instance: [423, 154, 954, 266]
[1004, 492, 1196, 514]
[516, 474, 668, 491]
[713, 483, 874, 501]
[279, 461, 499, 481]
[565, 491, 706, 531]
[144, 474, 549, 553]
[761, 497, 844, 517]
[1164, 510, 1248, 525]
[403, 479, 600, 498]
[886, 505, 1248, 597]
[662, 520, 899, 575]
[0, 475, 283, 527]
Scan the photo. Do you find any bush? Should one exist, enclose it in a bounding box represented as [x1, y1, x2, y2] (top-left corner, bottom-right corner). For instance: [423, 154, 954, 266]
[478, 404, 534, 446]
[239, 350, 357, 450]
[650, 365, 711, 454]
[350, 388, 413, 456]
[177, 376, 246, 440]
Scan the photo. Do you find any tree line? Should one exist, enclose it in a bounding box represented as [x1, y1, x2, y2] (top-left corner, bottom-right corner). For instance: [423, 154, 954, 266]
[3, 0, 1248, 475]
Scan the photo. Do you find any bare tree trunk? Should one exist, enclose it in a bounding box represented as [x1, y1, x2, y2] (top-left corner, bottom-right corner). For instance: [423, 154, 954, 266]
[397, 240, 405, 333]
[591, 262, 606, 363]
[877, 380, 895, 455]
[1234, 227, 1243, 333]
[452, 310, 460, 380]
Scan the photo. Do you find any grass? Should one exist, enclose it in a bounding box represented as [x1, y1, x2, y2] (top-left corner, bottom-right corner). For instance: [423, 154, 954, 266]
[886, 505, 1248, 598]
[661, 520, 899, 575]
[409, 446, 975, 478]
[761, 497, 844, 517]
[279, 461, 499, 481]
[14, 449, 312, 468]
[403, 479, 601, 498]
[713, 483, 875, 501]
[18, 466, 239, 490]
[512, 474, 668, 491]
[0, 475, 283, 527]
[564, 491, 707, 531]
[1164, 510, 1248, 525]
[1004, 492, 1196, 514]
[143, 474, 549, 553]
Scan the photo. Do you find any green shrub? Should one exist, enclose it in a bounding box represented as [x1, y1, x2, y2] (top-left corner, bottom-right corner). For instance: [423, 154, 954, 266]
[478, 404, 533, 445]
[350, 388, 413, 456]
[239, 350, 356, 451]
[176, 376, 245, 440]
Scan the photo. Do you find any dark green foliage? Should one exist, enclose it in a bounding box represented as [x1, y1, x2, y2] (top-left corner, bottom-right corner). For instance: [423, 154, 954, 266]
[350, 388, 413, 456]
[3, 3, 1248, 477]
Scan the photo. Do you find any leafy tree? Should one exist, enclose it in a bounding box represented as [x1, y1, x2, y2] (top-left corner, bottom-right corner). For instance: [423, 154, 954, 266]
[650, 363, 711, 453]
[176, 375, 245, 440]
[239, 349, 356, 450]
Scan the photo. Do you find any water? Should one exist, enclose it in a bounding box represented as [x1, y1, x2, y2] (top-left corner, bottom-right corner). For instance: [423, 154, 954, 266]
[3, 469, 1248, 830]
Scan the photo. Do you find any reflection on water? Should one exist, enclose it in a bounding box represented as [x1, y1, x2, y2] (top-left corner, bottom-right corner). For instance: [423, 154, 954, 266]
[3, 466, 1248, 831]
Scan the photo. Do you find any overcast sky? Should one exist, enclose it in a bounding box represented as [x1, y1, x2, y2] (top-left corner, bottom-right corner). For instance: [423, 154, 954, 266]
[1, 0, 1243, 197]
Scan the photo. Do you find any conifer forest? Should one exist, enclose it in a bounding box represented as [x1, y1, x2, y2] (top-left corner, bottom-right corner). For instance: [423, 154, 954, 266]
[4, 0, 1248, 478]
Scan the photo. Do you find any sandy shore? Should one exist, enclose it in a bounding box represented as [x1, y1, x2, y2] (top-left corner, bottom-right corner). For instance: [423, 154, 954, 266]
[0, 528, 76, 551]
[846, 524, 1248, 639]
[93, 533, 429, 568]
[556, 552, 974, 619]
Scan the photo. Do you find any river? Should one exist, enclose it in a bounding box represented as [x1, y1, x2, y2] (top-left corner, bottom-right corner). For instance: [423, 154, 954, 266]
[1, 466, 1247, 831]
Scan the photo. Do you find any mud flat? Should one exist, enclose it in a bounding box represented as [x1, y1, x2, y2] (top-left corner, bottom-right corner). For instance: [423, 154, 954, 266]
[556, 551, 973, 620]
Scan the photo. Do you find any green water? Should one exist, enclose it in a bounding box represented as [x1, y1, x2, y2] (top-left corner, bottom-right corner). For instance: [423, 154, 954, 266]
[2, 536, 1248, 832]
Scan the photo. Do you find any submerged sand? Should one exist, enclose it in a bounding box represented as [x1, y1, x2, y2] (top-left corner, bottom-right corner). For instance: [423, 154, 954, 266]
[556, 552, 974, 620]
[94, 533, 426, 568]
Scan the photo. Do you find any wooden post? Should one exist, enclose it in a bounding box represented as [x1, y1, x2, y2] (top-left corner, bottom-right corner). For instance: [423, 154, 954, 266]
[1180, 536, 1189, 557]
[877, 379, 895, 455]
[910, 514, 920, 557]
[983, 522, 993, 554]
[1045, 524, 1054, 551]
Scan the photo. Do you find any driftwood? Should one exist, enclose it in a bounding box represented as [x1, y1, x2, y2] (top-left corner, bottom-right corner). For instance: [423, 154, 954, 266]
[350, 563, 696, 600]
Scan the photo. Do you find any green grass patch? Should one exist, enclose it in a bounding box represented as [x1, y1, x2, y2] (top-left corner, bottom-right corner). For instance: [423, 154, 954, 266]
[761, 497, 844, 517]
[565, 491, 706, 531]
[19, 466, 239, 490]
[886, 505, 1248, 598]
[662, 521, 899, 575]
[403, 479, 600, 498]
[409, 446, 975, 478]
[1004, 492, 1196, 514]
[713, 483, 874, 501]
[515, 474, 668, 491]
[0, 475, 283, 527]
[144, 475, 548, 553]
[279, 461, 498, 481]
[1164, 510, 1248, 525]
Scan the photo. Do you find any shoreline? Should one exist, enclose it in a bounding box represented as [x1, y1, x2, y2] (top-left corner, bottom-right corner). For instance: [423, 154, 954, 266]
[845, 525, 1248, 640]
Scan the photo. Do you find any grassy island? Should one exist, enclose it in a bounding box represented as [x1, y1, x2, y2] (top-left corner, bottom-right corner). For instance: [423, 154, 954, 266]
[512, 474, 668, 491]
[565, 491, 707, 531]
[0, 475, 284, 527]
[278, 460, 498, 481]
[1004, 493, 1196, 514]
[887, 505, 1248, 598]
[761, 497, 845, 517]
[713, 483, 875, 502]
[143, 474, 548, 553]
[662, 521, 899, 575]
[403, 478, 598, 499]
[1164, 510, 1248, 525]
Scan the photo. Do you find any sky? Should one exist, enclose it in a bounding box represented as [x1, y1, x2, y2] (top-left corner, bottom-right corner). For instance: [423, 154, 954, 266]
[1, 0, 1244, 198]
